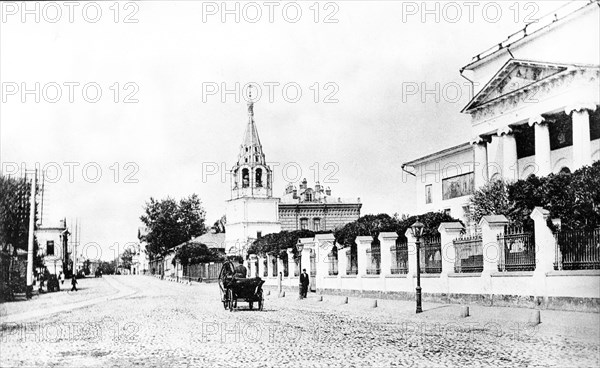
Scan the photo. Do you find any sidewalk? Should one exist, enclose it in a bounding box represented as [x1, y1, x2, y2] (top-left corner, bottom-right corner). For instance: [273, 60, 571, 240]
[265, 291, 600, 343]
[0, 276, 137, 324]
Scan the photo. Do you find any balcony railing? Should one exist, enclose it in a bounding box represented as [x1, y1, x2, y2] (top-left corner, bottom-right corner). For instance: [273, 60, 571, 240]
[498, 226, 535, 272]
[453, 233, 483, 273]
[555, 228, 600, 270]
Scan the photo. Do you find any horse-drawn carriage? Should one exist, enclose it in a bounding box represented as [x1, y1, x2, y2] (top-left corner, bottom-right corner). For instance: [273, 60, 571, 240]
[218, 261, 265, 311]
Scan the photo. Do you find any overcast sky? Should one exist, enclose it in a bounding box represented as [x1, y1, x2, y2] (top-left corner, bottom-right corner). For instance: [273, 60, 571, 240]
[0, 1, 570, 260]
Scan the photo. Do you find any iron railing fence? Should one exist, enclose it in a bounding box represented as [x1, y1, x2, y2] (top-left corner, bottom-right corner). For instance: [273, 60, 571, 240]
[366, 247, 381, 275]
[421, 235, 442, 274]
[346, 249, 358, 275]
[497, 226, 535, 271]
[453, 233, 483, 273]
[185, 262, 223, 281]
[555, 228, 600, 270]
[328, 252, 338, 276]
[391, 241, 408, 274]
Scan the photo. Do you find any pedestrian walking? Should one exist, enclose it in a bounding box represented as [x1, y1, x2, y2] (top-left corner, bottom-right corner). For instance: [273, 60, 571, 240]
[299, 269, 310, 299]
[70, 276, 78, 292]
[59, 272, 65, 285]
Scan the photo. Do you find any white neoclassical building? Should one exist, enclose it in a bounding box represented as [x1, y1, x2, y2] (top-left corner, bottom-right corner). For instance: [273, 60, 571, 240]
[403, 1, 600, 224]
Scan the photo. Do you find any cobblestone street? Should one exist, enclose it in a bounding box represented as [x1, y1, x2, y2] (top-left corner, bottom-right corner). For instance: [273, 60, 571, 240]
[1, 276, 599, 367]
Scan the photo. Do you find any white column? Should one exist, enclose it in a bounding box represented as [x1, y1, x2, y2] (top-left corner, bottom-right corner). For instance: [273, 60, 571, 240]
[277, 256, 284, 279]
[529, 115, 551, 177]
[499, 126, 518, 182]
[378, 232, 397, 276]
[471, 137, 489, 188]
[530, 207, 556, 273]
[479, 215, 509, 274]
[258, 255, 266, 277]
[404, 230, 417, 277]
[315, 234, 335, 279]
[338, 247, 348, 276]
[249, 254, 257, 277]
[356, 236, 372, 276]
[286, 248, 295, 279]
[566, 104, 595, 169]
[437, 222, 464, 275]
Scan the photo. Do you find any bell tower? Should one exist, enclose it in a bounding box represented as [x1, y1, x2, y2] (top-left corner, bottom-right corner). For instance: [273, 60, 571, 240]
[225, 98, 281, 256]
[230, 98, 273, 199]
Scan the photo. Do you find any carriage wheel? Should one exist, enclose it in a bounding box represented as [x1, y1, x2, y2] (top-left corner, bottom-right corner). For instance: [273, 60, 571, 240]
[228, 289, 235, 312]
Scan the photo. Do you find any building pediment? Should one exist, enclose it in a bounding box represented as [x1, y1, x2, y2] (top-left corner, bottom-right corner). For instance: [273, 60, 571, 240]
[462, 59, 592, 113]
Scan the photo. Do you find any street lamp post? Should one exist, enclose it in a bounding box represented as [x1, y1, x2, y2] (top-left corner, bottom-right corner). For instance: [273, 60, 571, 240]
[410, 218, 425, 314]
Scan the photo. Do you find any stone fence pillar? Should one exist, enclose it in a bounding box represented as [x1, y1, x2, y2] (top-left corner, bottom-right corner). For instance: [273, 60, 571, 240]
[249, 254, 258, 277]
[356, 236, 372, 276]
[479, 215, 509, 274]
[404, 230, 417, 277]
[438, 222, 464, 275]
[338, 247, 348, 276]
[378, 232, 397, 277]
[267, 254, 275, 278]
[258, 255, 266, 278]
[286, 248, 295, 279]
[530, 207, 556, 273]
[315, 234, 335, 279]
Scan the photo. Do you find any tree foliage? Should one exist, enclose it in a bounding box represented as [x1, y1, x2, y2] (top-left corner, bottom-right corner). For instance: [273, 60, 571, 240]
[0, 176, 39, 250]
[172, 242, 224, 266]
[247, 230, 331, 258]
[140, 194, 207, 259]
[213, 215, 226, 233]
[334, 212, 462, 248]
[470, 162, 600, 231]
[120, 248, 134, 270]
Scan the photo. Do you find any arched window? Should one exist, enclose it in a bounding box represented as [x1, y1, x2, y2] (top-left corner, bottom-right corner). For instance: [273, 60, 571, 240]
[242, 168, 249, 188]
[255, 168, 263, 187]
[559, 167, 571, 174]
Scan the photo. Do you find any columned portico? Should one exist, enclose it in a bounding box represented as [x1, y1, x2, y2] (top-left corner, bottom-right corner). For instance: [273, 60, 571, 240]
[471, 137, 489, 188]
[567, 103, 596, 169]
[529, 115, 552, 176]
[498, 126, 518, 182]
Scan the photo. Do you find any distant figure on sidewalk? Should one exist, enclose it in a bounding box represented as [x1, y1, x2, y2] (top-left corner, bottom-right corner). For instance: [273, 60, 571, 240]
[59, 272, 65, 285]
[70, 277, 78, 292]
[299, 269, 309, 299]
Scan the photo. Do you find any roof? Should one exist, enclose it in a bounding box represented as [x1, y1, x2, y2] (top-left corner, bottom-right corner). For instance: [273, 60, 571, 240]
[188, 231, 226, 250]
[462, 59, 599, 113]
[461, 0, 598, 71]
[401, 142, 472, 168]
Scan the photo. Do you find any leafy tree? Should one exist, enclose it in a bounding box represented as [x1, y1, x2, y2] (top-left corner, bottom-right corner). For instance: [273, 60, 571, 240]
[140, 195, 207, 259]
[334, 212, 461, 248]
[469, 180, 510, 226]
[172, 242, 224, 266]
[120, 248, 134, 270]
[248, 229, 330, 258]
[0, 176, 39, 251]
[98, 261, 116, 275]
[469, 162, 600, 231]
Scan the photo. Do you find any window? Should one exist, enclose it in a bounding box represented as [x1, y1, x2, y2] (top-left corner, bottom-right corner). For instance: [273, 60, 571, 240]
[442, 172, 474, 200]
[242, 168, 249, 188]
[444, 209, 451, 217]
[549, 112, 573, 150]
[516, 124, 535, 158]
[300, 218, 308, 230]
[425, 184, 432, 204]
[313, 218, 321, 231]
[46, 240, 54, 256]
[255, 168, 263, 187]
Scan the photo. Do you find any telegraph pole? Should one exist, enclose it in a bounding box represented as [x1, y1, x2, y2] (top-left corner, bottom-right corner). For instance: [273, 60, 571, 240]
[26, 170, 36, 299]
